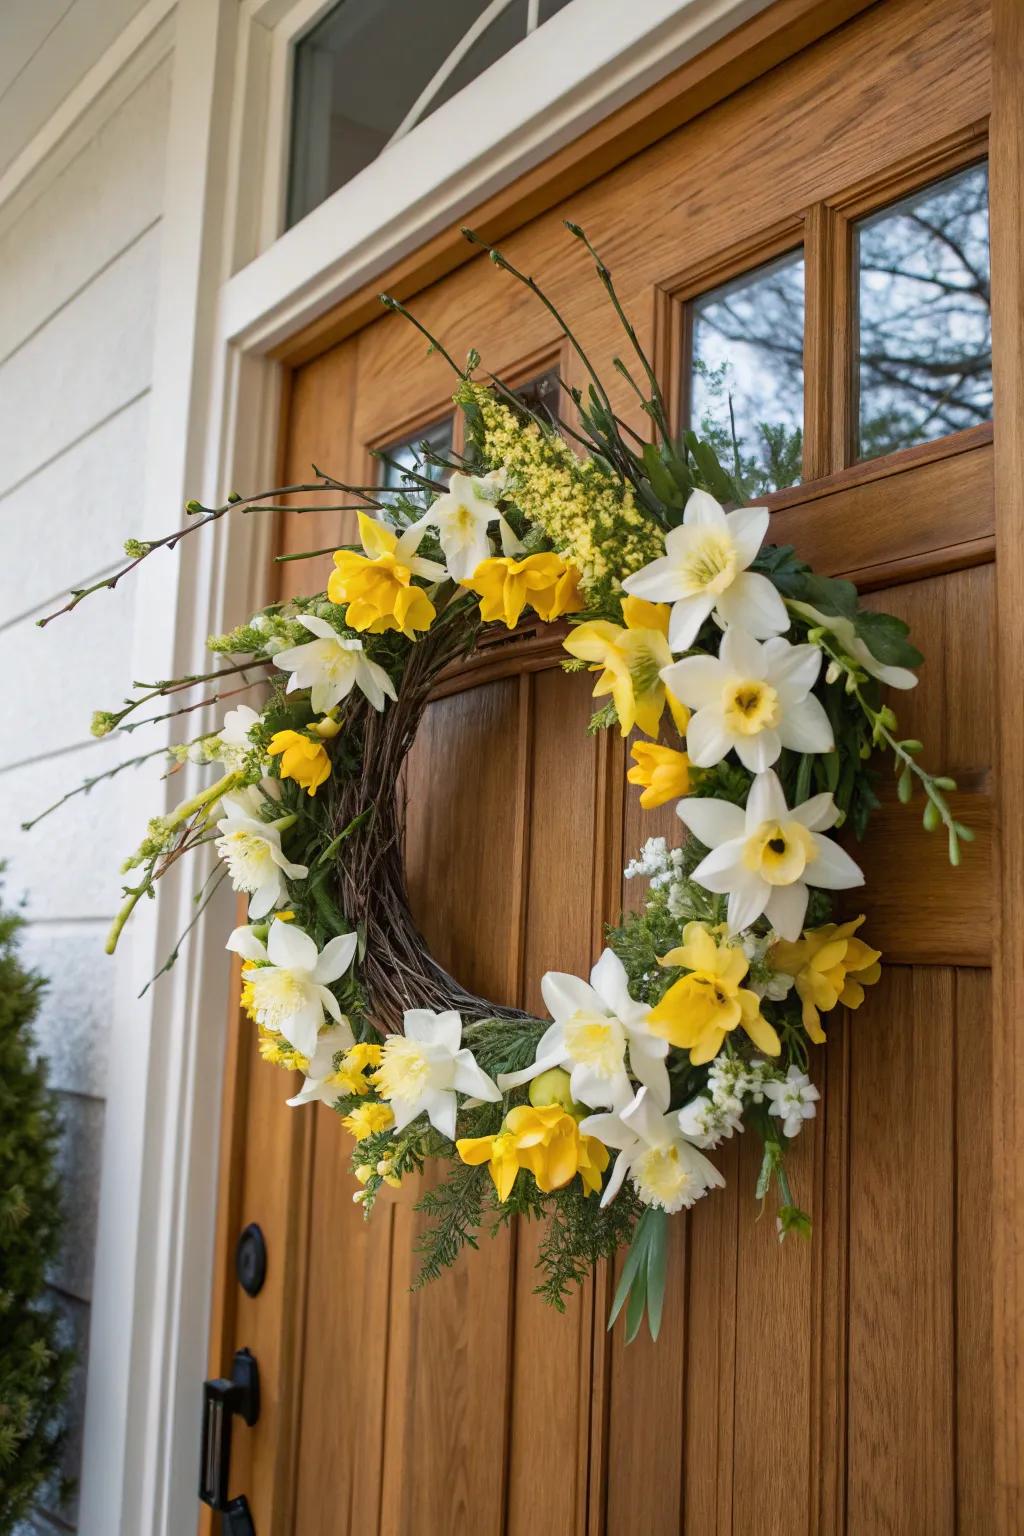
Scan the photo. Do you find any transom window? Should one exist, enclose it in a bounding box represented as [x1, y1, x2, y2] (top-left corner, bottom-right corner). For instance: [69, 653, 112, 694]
[287, 0, 575, 228]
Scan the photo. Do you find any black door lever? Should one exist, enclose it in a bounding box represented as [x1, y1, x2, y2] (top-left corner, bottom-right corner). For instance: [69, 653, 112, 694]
[198, 1347, 260, 1525]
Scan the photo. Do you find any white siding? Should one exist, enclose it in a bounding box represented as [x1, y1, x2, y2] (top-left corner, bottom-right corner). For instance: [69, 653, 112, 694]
[0, 51, 173, 1532]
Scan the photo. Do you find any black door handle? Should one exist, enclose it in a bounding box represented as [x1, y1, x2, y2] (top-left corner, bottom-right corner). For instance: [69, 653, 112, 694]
[198, 1347, 260, 1523]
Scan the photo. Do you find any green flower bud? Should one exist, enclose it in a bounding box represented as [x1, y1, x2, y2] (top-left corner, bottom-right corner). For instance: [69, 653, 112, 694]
[91, 711, 116, 738]
[528, 1067, 584, 1118]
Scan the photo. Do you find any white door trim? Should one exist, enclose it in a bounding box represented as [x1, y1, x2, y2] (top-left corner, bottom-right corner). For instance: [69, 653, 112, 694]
[72, 0, 771, 1530]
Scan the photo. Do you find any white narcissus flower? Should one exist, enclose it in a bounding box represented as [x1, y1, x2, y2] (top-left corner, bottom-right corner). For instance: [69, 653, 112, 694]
[621, 488, 788, 652]
[580, 1087, 726, 1213]
[661, 625, 833, 773]
[215, 789, 308, 918]
[372, 1008, 500, 1140]
[285, 1022, 357, 1108]
[226, 918, 357, 1059]
[497, 948, 670, 1110]
[788, 600, 918, 690]
[416, 470, 524, 582]
[763, 1065, 820, 1138]
[217, 704, 263, 766]
[677, 769, 864, 940]
[273, 616, 397, 714]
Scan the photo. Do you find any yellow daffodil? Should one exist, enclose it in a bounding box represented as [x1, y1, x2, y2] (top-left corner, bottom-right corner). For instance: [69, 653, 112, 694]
[770, 916, 882, 1043]
[456, 1104, 609, 1200]
[648, 921, 780, 1065]
[267, 729, 331, 796]
[627, 741, 692, 809]
[563, 595, 690, 738]
[327, 511, 444, 638]
[341, 1101, 395, 1140]
[461, 551, 583, 629]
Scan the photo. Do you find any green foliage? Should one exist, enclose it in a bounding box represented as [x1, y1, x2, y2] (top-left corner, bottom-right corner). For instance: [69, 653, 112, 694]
[0, 882, 74, 1532]
[534, 1178, 641, 1313]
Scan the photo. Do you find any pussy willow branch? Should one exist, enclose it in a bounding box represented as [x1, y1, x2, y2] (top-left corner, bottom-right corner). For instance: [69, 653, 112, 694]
[20, 744, 172, 831]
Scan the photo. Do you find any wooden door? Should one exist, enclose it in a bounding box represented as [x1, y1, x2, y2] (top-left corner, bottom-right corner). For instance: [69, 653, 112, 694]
[206, 1, 1001, 1530]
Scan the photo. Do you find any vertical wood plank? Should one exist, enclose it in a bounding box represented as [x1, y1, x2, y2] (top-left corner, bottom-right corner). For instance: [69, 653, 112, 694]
[845, 966, 956, 1533]
[989, 3, 1024, 1521]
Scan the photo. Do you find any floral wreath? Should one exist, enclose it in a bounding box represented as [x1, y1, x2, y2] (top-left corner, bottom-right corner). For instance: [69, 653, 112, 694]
[30, 227, 967, 1339]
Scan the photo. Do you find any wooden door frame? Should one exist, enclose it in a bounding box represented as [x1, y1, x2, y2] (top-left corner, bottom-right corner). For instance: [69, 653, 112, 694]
[194, 0, 1024, 1531]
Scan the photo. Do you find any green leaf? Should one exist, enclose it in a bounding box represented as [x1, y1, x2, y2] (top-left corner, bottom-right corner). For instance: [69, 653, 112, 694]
[791, 571, 859, 618]
[644, 1208, 669, 1341]
[853, 609, 924, 669]
[642, 443, 685, 508]
[624, 1262, 649, 1344]
[777, 1204, 812, 1241]
[607, 1212, 651, 1331]
[682, 431, 742, 503]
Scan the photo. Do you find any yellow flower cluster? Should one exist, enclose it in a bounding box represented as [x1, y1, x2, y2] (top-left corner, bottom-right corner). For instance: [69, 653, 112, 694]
[256, 1022, 310, 1074]
[460, 384, 661, 599]
[328, 1041, 383, 1096]
[343, 1101, 395, 1140]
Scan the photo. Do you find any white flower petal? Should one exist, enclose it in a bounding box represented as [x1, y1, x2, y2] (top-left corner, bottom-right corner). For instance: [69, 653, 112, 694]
[541, 971, 601, 1026]
[723, 505, 770, 568]
[313, 932, 359, 984]
[687, 705, 736, 768]
[660, 654, 724, 709]
[226, 925, 268, 963]
[424, 1088, 457, 1141]
[745, 769, 789, 828]
[714, 570, 788, 639]
[589, 948, 641, 1024]
[762, 636, 821, 699]
[718, 622, 766, 676]
[807, 834, 864, 890]
[600, 1149, 631, 1207]
[776, 695, 834, 754]
[789, 791, 839, 832]
[668, 592, 715, 652]
[248, 882, 280, 920]
[627, 1034, 671, 1111]
[267, 919, 319, 972]
[676, 796, 746, 848]
[764, 881, 809, 941]
[689, 840, 749, 893]
[452, 1049, 501, 1102]
[281, 1000, 323, 1060]
[621, 554, 682, 603]
[682, 489, 727, 529]
[726, 871, 770, 933]
[316, 986, 344, 1024]
[619, 1086, 668, 1147]
[734, 727, 781, 773]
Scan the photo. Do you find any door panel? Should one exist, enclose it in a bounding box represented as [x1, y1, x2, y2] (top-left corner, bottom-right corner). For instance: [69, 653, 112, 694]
[206, 0, 997, 1530]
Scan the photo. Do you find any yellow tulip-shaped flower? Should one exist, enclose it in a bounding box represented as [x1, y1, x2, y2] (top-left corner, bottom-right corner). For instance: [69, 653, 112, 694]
[266, 729, 331, 796]
[563, 595, 690, 738]
[328, 512, 444, 638]
[648, 921, 781, 1065]
[770, 916, 882, 1043]
[627, 741, 693, 809]
[456, 1104, 609, 1200]
[461, 551, 584, 629]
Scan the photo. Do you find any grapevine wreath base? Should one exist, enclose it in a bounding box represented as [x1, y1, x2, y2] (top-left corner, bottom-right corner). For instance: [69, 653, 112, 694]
[29, 226, 967, 1338]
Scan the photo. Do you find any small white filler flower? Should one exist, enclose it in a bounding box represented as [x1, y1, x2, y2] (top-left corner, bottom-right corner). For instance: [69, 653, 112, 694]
[763, 1065, 820, 1138]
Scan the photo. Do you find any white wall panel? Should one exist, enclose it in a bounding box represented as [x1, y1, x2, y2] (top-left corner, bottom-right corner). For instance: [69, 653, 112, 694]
[0, 58, 171, 362]
[17, 922, 113, 1099]
[0, 223, 159, 496]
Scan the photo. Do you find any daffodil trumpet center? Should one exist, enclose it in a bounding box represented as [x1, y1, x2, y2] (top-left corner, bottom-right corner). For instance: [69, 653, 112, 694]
[742, 819, 817, 885]
[680, 531, 737, 595]
[722, 677, 780, 736]
[562, 1011, 626, 1078]
[374, 1038, 430, 1100]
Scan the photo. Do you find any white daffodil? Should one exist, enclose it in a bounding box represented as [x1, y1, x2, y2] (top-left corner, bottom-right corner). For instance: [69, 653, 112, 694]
[417, 470, 524, 582]
[677, 769, 864, 940]
[661, 625, 833, 773]
[372, 1008, 500, 1140]
[580, 1087, 725, 1213]
[216, 704, 263, 767]
[273, 616, 397, 714]
[226, 918, 357, 1059]
[215, 790, 308, 918]
[787, 600, 918, 689]
[497, 948, 669, 1110]
[621, 488, 788, 651]
[763, 1065, 820, 1137]
[285, 1022, 357, 1108]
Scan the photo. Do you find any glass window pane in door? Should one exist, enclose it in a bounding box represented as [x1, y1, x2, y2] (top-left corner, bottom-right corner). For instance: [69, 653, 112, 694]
[687, 250, 805, 499]
[855, 161, 991, 461]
